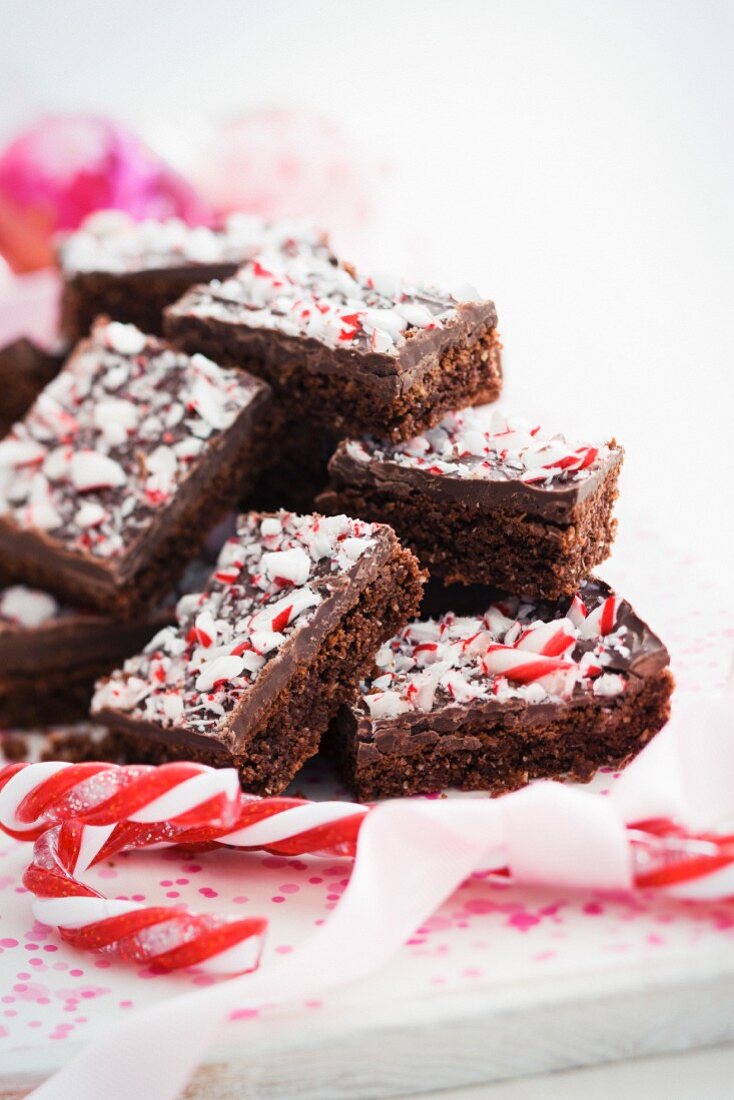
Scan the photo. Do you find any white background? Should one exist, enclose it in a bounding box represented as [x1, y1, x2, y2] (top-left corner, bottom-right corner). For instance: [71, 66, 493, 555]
[1, 0, 732, 585]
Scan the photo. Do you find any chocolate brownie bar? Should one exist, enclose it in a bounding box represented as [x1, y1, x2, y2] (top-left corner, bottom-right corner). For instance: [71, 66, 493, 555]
[318, 407, 623, 598]
[58, 210, 323, 342]
[0, 584, 175, 728]
[337, 579, 672, 800]
[92, 511, 424, 794]
[0, 319, 271, 617]
[165, 239, 502, 441]
[0, 339, 65, 437]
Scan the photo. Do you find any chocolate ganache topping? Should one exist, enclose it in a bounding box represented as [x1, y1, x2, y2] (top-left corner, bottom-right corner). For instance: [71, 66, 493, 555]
[352, 579, 669, 742]
[329, 407, 623, 523]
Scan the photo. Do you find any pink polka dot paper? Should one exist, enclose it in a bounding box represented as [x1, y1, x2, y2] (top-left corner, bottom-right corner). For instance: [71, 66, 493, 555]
[1, 515, 732, 1060]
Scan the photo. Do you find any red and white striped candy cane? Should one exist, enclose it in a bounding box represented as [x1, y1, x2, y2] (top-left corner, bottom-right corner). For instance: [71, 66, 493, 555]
[4, 763, 733, 898]
[0, 760, 368, 857]
[3, 761, 734, 975]
[0, 761, 368, 975]
[627, 818, 734, 900]
[25, 820, 267, 974]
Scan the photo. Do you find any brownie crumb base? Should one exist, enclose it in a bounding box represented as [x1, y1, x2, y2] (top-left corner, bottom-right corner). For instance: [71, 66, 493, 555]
[381, 326, 503, 443]
[100, 541, 426, 795]
[1, 726, 128, 766]
[320, 463, 620, 600]
[39, 727, 127, 764]
[0, 732, 29, 760]
[339, 668, 674, 801]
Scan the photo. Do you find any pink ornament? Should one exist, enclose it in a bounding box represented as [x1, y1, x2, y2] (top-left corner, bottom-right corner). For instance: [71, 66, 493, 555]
[0, 116, 212, 272]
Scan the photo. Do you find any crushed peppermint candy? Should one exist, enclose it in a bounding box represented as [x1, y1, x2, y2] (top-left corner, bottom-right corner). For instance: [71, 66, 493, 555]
[92, 512, 379, 736]
[357, 586, 638, 721]
[59, 210, 324, 275]
[170, 235, 483, 358]
[0, 321, 263, 561]
[344, 407, 620, 488]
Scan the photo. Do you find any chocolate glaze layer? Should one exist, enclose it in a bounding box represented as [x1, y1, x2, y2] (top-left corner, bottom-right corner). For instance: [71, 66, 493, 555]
[347, 579, 670, 760]
[66, 262, 240, 284]
[326, 440, 623, 524]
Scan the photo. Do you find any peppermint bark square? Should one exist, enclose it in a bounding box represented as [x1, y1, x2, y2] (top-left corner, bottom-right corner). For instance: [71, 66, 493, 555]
[58, 211, 321, 343]
[91, 511, 425, 794]
[318, 407, 623, 599]
[0, 319, 271, 617]
[164, 239, 501, 441]
[337, 580, 673, 800]
[0, 584, 175, 728]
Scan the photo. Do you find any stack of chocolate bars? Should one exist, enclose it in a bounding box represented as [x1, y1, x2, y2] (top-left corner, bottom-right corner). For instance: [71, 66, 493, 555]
[0, 211, 673, 798]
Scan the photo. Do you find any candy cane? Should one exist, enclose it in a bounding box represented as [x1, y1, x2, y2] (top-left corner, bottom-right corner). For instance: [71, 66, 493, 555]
[25, 820, 266, 975]
[0, 761, 368, 856]
[0, 761, 367, 975]
[627, 818, 734, 900]
[4, 763, 733, 899]
[3, 761, 734, 975]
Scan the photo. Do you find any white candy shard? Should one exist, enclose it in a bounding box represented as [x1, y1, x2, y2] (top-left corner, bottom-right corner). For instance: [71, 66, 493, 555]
[75, 502, 107, 528]
[365, 691, 411, 719]
[105, 322, 147, 356]
[196, 655, 246, 692]
[260, 547, 311, 586]
[592, 673, 625, 697]
[70, 451, 127, 491]
[0, 585, 59, 627]
[0, 439, 46, 468]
